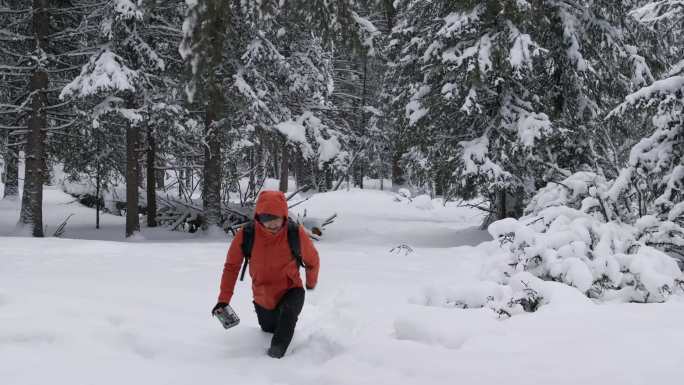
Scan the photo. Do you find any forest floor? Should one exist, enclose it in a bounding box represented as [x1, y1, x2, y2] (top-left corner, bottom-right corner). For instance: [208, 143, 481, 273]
[2, 186, 683, 384]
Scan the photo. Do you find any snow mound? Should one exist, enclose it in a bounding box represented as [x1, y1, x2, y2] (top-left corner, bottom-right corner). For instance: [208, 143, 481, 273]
[412, 273, 592, 319]
[412, 194, 434, 210]
[486, 173, 684, 305]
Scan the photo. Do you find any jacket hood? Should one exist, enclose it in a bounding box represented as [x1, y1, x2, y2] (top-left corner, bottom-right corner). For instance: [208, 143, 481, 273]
[255, 190, 289, 219]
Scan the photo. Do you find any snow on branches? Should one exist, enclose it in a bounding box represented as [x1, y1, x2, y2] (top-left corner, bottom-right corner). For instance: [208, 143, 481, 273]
[488, 172, 684, 305]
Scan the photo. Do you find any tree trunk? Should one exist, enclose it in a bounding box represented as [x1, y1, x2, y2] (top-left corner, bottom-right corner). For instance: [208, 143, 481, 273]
[203, 84, 223, 228]
[434, 169, 448, 197]
[248, 147, 256, 194]
[137, 130, 144, 190]
[124, 92, 140, 237]
[156, 168, 165, 190]
[383, 0, 396, 29]
[95, 162, 101, 230]
[496, 189, 507, 220]
[319, 162, 333, 192]
[146, 125, 157, 227]
[279, 141, 289, 193]
[294, 152, 314, 190]
[295, 152, 304, 189]
[255, 130, 266, 190]
[480, 188, 525, 229]
[201, 0, 227, 228]
[178, 166, 184, 199]
[126, 119, 140, 237]
[391, 150, 405, 190]
[271, 138, 280, 179]
[2, 146, 19, 199]
[19, 0, 49, 237]
[353, 163, 364, 189]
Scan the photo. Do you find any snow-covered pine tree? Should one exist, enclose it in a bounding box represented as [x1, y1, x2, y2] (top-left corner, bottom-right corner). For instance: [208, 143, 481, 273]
[181, 0, 375, 208]
[0, 1, 28, 200]
[180, 0, 250, 228]
[605, 1, 683, 260]
[61, 0, 167, 237]
[137, 1, 189, 227]
[385, 0, 654, 224]
[326, 1, 386, 190]
[1, 0, 102, 235]
[3, 0, 51, 235]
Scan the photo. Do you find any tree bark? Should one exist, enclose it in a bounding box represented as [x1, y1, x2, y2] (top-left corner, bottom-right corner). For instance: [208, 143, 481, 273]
[19, 0, 49, 237]
[126, 122, 140, 237]
[146, 125, 157, 227]
[125, 94, 140, 237]
[319, 162, 333, 192]
[2, 146, 19, 199]
[353, 163, 364, 189]
[203, 83, 223, 227]
[295, 151, 303, 189]
[279, 141, 289, 193]
[391, 150, 405, 190]
[95, 162, 101, 230]
[156, 168, 165, 190]
[200, 0, 227, 228]
[383, 0, 396, 29]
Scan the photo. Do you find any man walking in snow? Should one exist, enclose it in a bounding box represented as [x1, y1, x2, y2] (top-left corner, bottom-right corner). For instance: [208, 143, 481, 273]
[212, 190, 320, 358]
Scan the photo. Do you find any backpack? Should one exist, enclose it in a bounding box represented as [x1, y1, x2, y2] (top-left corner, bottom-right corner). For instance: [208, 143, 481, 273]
[239, 218, 305, 281]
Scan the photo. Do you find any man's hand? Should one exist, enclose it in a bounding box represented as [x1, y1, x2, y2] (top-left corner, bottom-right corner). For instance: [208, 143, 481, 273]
[212, 302, 228, 316]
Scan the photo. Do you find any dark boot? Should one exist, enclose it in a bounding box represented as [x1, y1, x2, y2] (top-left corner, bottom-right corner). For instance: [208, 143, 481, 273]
[267, 344, 286, 359]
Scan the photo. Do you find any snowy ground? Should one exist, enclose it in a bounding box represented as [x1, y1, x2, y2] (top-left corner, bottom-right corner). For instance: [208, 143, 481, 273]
[2, 187, 684, 385]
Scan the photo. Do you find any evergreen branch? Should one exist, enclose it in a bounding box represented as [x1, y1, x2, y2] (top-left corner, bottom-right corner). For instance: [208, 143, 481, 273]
[0, 7, 31, 14]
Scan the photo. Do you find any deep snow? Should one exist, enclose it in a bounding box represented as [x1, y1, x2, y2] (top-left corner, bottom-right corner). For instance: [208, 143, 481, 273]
[2, 186, 684, 385]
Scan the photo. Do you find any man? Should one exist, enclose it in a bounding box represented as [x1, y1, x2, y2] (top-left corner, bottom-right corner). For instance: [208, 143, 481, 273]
[212, 190, 320, 358]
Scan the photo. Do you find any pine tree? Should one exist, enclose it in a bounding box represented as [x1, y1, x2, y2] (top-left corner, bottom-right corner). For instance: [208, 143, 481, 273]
[61, 0, 168, 237]
[1, 0, 99, 235]
[385, 0, 655, 223]
[607, 1, 683, 236]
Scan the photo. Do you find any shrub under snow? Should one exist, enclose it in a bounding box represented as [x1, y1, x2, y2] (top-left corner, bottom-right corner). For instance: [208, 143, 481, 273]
[487, 172, 684, 305]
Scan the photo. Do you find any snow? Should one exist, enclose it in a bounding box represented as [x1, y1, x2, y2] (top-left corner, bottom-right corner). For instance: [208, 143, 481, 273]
[274, 112, 341, 165]
[438, 6, 483, 38]
[507, 22, 542, 74]
[275, 120, 307, 143]
[666, 58, 684, 77]
[406, 85, 431, 126]
[459, 135, 512, 181]
[558, 7, 590, 72]
[3, 186, 684, 384]
[459, 87, 480, 113]
[60, 50, 139, 99]
[352, 12, 380, 56]
[113, 0, 144, 20]
[478, 34, 493, 73]
[490, 172, 684, 303]
[516, 112, 552, 146]
[629, 1, 684, 24]
[623, 76, 684, 106]
[442, 44, 478, 66]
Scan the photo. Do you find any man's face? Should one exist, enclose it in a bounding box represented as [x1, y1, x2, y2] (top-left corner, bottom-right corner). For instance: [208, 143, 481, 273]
[262, 217, 284, 234]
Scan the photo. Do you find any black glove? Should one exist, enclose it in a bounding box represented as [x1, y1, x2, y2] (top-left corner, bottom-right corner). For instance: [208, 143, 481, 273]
[306, 285, 315, 291]
[212, 302, 228, 316]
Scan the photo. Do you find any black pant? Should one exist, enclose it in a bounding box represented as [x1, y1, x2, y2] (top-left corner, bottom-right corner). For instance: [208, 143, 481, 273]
[254, 287, 305, 351]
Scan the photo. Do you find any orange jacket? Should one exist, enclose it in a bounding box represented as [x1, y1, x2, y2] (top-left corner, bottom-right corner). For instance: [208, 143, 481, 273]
[218, 191, 320, 310]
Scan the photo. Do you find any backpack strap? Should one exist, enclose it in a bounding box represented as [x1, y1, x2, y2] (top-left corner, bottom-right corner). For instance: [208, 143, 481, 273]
[287, 218, 305, 269]
[239, 221, 255, 281]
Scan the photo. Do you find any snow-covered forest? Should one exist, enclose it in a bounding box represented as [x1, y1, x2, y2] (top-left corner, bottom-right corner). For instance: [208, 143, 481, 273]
[2, 1, 683, 384]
